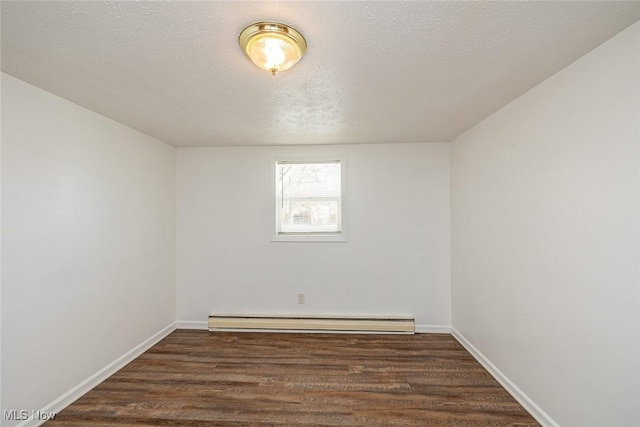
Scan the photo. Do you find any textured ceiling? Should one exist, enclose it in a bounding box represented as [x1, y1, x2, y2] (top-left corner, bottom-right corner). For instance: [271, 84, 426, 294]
[2, 1, 639, 147]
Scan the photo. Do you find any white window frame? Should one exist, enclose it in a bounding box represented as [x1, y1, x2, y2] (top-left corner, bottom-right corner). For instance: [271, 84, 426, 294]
[271, 155, 347, 242]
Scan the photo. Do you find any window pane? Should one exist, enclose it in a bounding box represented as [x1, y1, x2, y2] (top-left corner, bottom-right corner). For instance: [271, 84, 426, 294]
[280, 200, 339, 233]
[276, 161, 342, 235]
[279, 162, 341, 198]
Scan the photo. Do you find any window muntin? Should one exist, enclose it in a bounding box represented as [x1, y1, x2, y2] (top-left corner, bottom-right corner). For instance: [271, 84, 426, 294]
[275, 161, 342, 235]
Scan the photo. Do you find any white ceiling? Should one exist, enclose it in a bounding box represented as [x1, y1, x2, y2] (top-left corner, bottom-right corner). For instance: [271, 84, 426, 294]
[2, 1, 639, 147]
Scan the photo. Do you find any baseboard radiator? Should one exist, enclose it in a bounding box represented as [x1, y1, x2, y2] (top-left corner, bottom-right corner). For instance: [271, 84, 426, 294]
[208, 314, 415, 334]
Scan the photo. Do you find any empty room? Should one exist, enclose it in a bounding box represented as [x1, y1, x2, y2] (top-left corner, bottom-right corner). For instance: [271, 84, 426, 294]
[1, 1, 638, 426]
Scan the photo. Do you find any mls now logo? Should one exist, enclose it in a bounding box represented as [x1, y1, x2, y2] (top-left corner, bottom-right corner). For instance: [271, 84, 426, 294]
[4, 409, 56, 421]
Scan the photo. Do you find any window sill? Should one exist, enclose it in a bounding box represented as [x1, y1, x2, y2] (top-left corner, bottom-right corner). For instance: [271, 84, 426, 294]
[271, 233, 347, 243]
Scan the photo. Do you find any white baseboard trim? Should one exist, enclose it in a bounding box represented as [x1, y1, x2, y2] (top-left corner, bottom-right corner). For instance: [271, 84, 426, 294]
[451, 327, 559, 427]
[415, 324, 451, 334]
[18, 322, 177, 427]
[176, 320, 208, 330]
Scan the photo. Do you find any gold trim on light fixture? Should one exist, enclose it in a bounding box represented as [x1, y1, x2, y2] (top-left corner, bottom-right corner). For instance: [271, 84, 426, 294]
[239, 22, 307, 76]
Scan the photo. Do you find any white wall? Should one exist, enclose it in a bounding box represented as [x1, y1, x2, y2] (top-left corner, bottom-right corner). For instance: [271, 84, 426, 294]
[0, 72, 4, 417]
[451, 22, 639, 427]
[1, 73, 176, 425]
[177, 143, 450, 330]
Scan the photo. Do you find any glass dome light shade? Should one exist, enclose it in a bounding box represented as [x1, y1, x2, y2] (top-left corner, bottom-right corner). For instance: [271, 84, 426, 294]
[239, 22, 307, 75]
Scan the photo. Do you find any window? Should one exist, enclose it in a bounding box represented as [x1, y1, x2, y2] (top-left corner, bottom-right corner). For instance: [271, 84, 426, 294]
[273, 159, 346, 242]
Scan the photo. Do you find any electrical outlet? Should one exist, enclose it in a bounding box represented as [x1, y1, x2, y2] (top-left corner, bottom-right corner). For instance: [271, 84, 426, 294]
[297, 293, 305, 304]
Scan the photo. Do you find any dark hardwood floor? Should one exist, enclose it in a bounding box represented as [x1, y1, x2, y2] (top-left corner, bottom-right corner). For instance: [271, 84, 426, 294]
[47, 330, 539, 426]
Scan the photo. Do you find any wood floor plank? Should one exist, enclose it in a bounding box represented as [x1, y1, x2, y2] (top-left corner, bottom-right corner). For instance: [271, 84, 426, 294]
[46, 330, 539, 426]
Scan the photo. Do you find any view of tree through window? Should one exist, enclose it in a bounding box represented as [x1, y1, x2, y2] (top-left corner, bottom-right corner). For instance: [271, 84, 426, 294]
[276, 161, 341, 234]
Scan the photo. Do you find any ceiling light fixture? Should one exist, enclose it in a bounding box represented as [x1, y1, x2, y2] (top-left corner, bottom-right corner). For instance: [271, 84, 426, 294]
[239, 22, 307, 76]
